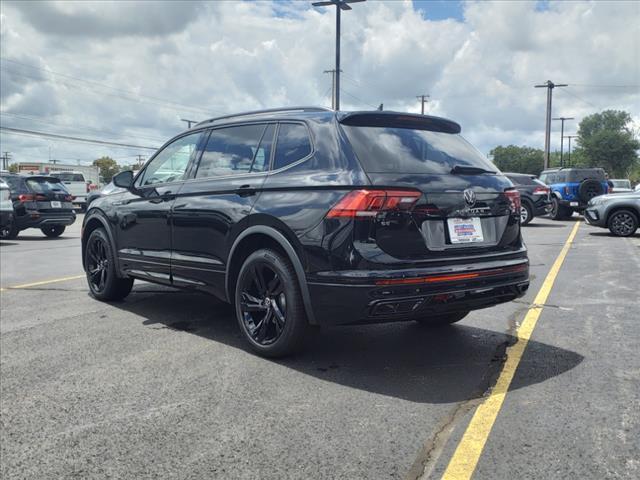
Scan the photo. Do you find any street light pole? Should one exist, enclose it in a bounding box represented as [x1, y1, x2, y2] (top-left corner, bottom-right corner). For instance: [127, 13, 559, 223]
[552, 116, 574, 167]
[312, 0, 366, 111]
[535, 81, 568, 169]
[563, 135, 577, 166]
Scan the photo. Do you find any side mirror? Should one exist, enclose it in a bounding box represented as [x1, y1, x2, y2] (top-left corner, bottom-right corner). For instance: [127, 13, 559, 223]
[113, 170, 134, 189]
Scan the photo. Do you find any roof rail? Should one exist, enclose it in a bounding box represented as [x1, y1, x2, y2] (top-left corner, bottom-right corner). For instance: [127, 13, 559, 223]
[195, 106, 334, 127]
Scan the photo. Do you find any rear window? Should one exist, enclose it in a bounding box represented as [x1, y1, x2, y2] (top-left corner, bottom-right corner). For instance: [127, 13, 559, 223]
[567, 169, 605, 182]
[611, 179, 631, 188]
[506, 175, 537, 186]
[26, 178, 69, 194]
[273, 123, 312, 170]
[341, 126, 496, 174]
[1, 176, 26, 192]
[51, 173, 85, 182]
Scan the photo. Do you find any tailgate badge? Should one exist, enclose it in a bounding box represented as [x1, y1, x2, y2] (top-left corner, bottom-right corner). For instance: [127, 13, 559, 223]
[463, 189, 476, 207]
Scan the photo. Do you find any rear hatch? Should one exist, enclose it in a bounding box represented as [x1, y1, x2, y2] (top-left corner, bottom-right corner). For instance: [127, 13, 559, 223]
[339, 113, 521, 261]
[25, 177, 74, 211]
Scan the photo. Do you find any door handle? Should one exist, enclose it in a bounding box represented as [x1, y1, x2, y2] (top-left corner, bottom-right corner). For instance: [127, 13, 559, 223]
[149, 191, 175, 204]
[235, 185, 255, 197]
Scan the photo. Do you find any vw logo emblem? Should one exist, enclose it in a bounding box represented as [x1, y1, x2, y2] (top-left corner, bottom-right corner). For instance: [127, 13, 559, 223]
[463, 189, 476, 207]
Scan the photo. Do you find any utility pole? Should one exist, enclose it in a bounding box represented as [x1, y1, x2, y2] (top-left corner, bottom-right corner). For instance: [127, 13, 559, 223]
[535, 80, 568, 169]
[416, 94, 430, 115]
[50, 159, 59, 165]
[323, 69, 342, 109]
[136, 155, 146, 168]
[552, 116, 574, 167]
[563, 135, 577, 166]
[312, 0, 366, 110]
[1, 152, 11, 170]
[180, 118, 198, 128]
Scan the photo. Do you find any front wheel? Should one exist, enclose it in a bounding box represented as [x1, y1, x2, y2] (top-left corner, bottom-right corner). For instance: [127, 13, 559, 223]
[41, 225, 65, 237]
[415, 311, 469, 327]
[549, 197, 570, 220]
[607, 210, 638, 237]
[85, 228, 134, 300]
[235, 248, 308, 357]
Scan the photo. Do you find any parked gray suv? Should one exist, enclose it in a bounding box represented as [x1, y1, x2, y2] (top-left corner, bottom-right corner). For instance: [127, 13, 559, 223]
[584, 192, 640, 236]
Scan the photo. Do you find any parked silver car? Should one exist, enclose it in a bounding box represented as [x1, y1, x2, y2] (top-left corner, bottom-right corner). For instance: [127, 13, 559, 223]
[584, 192, 640, 236]
[0, 178, 14, 235]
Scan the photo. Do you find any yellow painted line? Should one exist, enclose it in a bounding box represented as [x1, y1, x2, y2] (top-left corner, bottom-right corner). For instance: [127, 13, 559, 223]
[441, 220, 581, 480]
[0, 274, 85, 292]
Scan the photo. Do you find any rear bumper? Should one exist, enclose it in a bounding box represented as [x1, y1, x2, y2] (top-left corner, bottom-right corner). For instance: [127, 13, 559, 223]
[307, 257, 529, 325]
[14, 211, 76, 230]
[559, 199, 588, 211]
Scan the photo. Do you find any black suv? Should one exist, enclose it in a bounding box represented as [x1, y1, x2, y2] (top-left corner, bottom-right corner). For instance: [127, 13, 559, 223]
[0, 174, 76, 239]
[503, 173, 551, 225]
[82, 108, 529, 357]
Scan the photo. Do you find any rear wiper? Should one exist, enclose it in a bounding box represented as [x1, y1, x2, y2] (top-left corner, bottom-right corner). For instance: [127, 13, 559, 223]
[450, 165, 497, 175]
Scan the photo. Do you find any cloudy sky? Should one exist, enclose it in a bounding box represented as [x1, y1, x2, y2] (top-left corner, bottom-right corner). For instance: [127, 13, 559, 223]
[1, 0, 638, 169]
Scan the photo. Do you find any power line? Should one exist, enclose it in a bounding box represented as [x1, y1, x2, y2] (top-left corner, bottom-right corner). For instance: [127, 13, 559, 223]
[0, 126, 158, 151]
[557, 87, 599, 109]
[340, 88, 379, 110]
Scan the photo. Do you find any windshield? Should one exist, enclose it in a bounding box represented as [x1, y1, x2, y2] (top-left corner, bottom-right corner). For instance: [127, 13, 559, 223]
[51, 173, 85, 182]
[26, 178, 69, 194]
[341, 126, 497, 174]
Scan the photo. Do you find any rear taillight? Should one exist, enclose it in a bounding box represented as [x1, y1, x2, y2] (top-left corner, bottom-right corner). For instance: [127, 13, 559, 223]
[18, 194, 36, 203]
[504, 189, 521, 213]
[327, 189, 422, 218]
[533, 186, 550, 195]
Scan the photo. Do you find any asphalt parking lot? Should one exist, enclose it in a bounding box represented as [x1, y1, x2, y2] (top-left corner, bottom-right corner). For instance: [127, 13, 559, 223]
[1, 215, 638, 479]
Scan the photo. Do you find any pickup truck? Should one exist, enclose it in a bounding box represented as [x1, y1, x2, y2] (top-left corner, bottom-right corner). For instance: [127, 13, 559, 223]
[50, 171, 90, 210]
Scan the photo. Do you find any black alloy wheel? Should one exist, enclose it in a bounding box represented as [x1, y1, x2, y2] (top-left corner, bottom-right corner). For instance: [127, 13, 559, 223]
[85, 228, 134, 300]
[41, 225, 65, 238]
[235, 249, 308, 357]
[549, 197, 570, 220]
[607, 210, 638, 237]
[0, 222, 19, 240]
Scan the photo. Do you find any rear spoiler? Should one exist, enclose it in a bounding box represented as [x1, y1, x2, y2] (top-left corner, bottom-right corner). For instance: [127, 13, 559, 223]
[338, 111, 461, 134]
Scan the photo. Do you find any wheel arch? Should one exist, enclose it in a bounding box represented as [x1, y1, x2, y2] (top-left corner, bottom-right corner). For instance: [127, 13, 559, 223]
[81, 212, 122, 275]
[605, 204, 640, 225]
[225, 225, 317, 325]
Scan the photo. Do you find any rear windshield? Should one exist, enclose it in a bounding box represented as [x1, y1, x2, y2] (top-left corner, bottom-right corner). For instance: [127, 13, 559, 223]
[26, 178, 69, 194]
[341, 126, 496, 174]
[566, 169, 606, 182]
[1, 176, 25, 192]
[51, 173, 85, 182]
[506, 175, 537, 186]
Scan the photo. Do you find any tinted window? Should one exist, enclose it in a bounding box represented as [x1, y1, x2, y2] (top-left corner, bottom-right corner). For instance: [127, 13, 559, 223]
[342, 126, 496, 174]
[567, 169, 605, 182]
[26, 178, 69, 194]
[140, 132, 202, 186]
[196, 124, 266, 178]
[1, 176, 25, 192]
[51, 173, 85, 182]
[273, 123, 312, 170]
[506, 175, 537, 186]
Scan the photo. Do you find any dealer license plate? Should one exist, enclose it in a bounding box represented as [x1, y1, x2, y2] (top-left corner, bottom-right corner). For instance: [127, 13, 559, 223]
[50, 201, 62, 208]
[447, 217, 484, 244]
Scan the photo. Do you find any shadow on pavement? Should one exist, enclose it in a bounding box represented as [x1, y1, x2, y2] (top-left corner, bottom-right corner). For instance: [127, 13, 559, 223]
[111, 286, 584, 404]
[523, 223, 566, 228]
[588, 231, 640, 238]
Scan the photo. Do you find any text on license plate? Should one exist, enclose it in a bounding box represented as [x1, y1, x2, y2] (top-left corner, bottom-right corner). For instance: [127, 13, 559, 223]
[50, 201, 62, 208]
[447, 217, 484, 244]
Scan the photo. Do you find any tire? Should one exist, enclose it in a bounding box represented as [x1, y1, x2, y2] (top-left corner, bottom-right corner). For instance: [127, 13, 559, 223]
[415, 311, 469, 327]
[41, 225, 65, 238]
[549, 197, 571, 220]
[520, 201, 533, 226]
[235, 248, 308, 357]
[578, 179, 604, 203]
[607, 209, 638, 237]
[85, 228, 134, 301]
[0, 222, 19, 240]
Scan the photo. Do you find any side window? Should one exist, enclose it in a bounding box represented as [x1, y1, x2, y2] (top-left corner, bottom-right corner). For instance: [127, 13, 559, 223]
[556, 172, 567, 183]
[196, 124, 266, 178]
[273, 123, 312, 170]
[538, 173, 547, 184]
[139, 132, 202, 186]
[251, 124, 275, 173]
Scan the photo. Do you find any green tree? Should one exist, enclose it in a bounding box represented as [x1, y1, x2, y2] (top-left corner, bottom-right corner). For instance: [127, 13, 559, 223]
[7, 163, 18, 173]
[93, 156, 120, 183]
[489, 145, 545, 175]
[574, 110, 639, 178]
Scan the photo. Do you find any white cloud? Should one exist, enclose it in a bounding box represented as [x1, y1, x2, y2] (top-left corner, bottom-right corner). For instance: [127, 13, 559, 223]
[0, 0, 638, 168]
